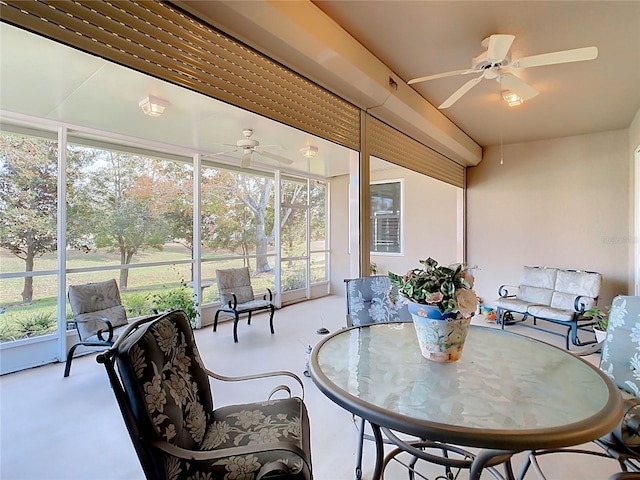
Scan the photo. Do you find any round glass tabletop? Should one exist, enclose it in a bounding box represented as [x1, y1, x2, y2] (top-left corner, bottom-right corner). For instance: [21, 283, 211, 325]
[310, 323, 622, 450]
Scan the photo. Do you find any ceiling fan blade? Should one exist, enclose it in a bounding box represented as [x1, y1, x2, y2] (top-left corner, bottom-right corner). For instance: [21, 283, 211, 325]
[208, 148, 239, 157]
[408, 69, 477, 85]
[512, 46, 598, 69]
[257, 149, 294, 165]
[498, 73, 539, 101]
[487, 34, 515, 63]
[240, 150, 252, 168]
[439, 74, 484, 109]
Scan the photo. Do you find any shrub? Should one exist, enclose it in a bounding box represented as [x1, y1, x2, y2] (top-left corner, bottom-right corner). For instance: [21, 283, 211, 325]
[14, 312, 56, 338]
[147, 287, 199, 326]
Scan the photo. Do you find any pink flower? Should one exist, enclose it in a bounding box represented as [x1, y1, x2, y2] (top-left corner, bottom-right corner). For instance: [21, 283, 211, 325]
[425, 292, 443, 303]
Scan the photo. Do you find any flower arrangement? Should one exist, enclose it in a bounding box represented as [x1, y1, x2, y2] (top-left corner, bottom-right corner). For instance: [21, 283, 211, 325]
[388, 257, 478, 317]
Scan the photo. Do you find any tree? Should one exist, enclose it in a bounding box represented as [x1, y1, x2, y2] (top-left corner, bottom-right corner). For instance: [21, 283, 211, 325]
[201, 169, 256, 268]
[200, 170, 308, 274]
[80, 151, 170, 289]
[0, 132, 87, 303]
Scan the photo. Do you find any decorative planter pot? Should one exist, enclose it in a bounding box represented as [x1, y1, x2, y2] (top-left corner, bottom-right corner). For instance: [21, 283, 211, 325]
[594, 328, 607, 343]
[407, 302, 471, 363]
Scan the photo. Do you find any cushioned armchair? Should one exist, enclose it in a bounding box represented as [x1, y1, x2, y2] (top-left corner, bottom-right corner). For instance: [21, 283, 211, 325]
[65, 279, 157, 377]
[344, 275, 411, 480]
[214, 267, 275, 343]
[345, 275, 410, 327]
[522, 295, 640, 477]
[97, 309, 312, 480]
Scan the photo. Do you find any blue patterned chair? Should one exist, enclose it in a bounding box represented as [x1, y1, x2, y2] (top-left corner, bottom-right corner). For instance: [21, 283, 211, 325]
[97, 309, 312, 480]
[344, 275, 411, 479]
[345, 275, 410, 327]
[522, 295, 640, 477]
[214, 267, 275, 343]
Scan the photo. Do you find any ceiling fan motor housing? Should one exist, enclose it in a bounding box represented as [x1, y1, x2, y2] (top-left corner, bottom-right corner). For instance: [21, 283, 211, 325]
[472, 50, 510, 71]
[237, 138, 259, 148]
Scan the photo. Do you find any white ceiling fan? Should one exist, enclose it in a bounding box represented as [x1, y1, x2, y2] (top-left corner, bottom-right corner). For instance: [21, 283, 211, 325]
[408, 34, 598, 109]
[210, 129, 294, 168]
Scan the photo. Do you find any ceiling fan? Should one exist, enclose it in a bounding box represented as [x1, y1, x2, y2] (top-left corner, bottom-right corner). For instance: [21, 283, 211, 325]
[210, 129, 294, 167]
[408, 34, 598, 109]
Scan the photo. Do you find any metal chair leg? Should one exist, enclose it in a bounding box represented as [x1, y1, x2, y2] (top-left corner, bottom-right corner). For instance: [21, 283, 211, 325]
[355, 417, 365, 480]
[63, 343, 83, 377]
[269, 305, 275, 334]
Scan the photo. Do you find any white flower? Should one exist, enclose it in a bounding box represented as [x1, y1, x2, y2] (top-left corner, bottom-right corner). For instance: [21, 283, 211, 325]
[455, 289, 478, 317]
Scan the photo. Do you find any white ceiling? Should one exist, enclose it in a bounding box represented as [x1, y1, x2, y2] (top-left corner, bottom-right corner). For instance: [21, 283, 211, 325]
[2, 1, 639, 176]
[311, 0, 640, 147]
[0, 23, 354, 178]
[183, 0, 640, 149]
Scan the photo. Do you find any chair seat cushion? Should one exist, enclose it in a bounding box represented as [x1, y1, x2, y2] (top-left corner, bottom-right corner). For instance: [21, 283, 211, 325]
[526, 304, 575, 322]
[495, 297, 539, 314]
[232, 299, 272, 312]
[200, 397, 310, 474]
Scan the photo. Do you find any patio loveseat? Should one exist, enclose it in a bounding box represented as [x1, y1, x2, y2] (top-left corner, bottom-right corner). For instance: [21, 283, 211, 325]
[495, 266, 602, 349]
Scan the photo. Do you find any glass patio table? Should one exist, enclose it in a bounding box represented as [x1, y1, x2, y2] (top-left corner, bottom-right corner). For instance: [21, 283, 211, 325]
[309, 323, 622, 480]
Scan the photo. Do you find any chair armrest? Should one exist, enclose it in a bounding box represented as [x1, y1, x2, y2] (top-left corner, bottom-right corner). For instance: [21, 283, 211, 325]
[151, 437, 308, 464]
[263, 288, 273, 302]
[498, 284, 518, 298]
[205, 368, 305, 400]
[573, 295, 596, 313]
[74, 315, 115, 342]
[227, 292, 238, 309]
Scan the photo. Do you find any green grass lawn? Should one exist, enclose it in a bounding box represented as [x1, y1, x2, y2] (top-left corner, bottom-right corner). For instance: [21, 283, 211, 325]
[0, 243, 324, 342]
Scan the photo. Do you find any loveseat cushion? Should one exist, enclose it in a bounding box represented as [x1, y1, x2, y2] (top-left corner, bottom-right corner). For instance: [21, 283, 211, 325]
[553, 270, 601, 298]
[495, 297, 539, 314]
[520, 266, 558, 289]
[517, 285, 554, 305]
[526, 304, 575, 322]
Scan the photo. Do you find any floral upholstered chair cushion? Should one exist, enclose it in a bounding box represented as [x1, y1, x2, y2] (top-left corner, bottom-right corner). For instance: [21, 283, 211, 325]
[115, 310, 311, 480]
[216, 267, 257, 306]
[68, 278, 128, 341]
[345, 275, 411, 327]
[600, 295, 640, 397]
[598, 296, 640, 452]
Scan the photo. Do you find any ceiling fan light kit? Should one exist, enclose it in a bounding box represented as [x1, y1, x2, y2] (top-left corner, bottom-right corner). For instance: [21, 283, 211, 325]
[408, 34, 598, 109]
[502, 90, 523, 107]
[138, 95, 169, 117]
[300, 145, 318, 159]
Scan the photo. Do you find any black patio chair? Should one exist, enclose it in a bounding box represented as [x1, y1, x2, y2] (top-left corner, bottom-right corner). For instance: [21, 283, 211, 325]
[213, 267, 275, 342]
[65, 278, 157, 377]
[97, 309, 312, 480]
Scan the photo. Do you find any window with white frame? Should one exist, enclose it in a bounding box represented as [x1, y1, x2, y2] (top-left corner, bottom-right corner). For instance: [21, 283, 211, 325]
[370, 180, 402, 254]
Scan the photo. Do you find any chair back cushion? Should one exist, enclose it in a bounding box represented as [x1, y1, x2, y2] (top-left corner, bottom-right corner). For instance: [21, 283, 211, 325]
[554, 270, 602, 297]
[516, 267, 557, 304]
[216, 267, 255, 305]
[68, 279, 127, 339]
[115, 310, 214, 451]
[346, 275, 410, 326]
[600, 296, 640, 396]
